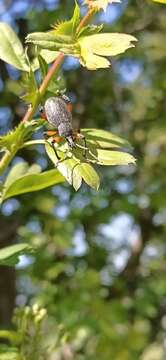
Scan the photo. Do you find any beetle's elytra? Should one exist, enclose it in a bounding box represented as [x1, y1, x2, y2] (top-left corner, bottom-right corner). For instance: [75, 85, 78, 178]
[43, 96, 75, 148]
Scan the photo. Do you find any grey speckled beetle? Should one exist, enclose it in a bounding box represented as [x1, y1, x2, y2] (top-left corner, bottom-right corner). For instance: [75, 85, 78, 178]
[42, 95, 75, 148]
[39, 95, 87, 158]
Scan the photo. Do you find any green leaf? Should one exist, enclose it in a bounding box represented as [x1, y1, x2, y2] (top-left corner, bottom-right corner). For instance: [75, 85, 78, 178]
[52, 21, 74, 37]
[32, 49, 60, 71]
[0, 331, 20, 343]
[38, 54, 48, 79]
[21, 67, 39, 105]
[0, 22, 29, 71]
[44, 126, 135, 188]
[26, 32, 72, 44]
[58, 159, 83, 191]
[26, 32, 74, 53]
[82, 128, 130, 149]
[76, 163, 100, 190]
[0, 349, 18, 360]
[94, 149, 136, 165]
[45, 142, 101, 191]
[77, 33, 137, 70]
[72, 1, 81, 35]
[52, 2, 80, 38]
[45, 142, 99, 190]
[3, 168, 64, 200]
[0, 243, 33, 266]
[4, 162, 41, 190]
[45, 141, 82, 191]
[152, 0, 166, 3]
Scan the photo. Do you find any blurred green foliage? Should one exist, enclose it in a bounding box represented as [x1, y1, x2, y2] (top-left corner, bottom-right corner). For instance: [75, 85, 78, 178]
[0, 0, 166, 359]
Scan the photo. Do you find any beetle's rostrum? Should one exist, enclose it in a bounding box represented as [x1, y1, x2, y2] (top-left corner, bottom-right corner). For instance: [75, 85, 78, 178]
[43, 96, 75, 148]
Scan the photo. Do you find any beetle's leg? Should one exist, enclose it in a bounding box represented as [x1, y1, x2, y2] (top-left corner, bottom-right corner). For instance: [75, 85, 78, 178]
[45, 139, 61, 160]
[73, 130, 88, 157]
[73, 130, 99, 162]
[44, 131, 62, 160]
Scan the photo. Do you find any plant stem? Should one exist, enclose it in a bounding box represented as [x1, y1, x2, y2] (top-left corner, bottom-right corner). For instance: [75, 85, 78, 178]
[22, 52, 65, 123]
[0, 149, 17, 176]
[76, 8, 95, 34]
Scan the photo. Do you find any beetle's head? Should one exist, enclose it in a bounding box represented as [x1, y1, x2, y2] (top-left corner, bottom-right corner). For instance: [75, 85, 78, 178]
[62, 94, 71, 104]
[62, 94, 73, 113]
[39, 105, 47, 120]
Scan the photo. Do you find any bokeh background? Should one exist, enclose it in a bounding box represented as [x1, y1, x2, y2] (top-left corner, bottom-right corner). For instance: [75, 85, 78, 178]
[0, 0, 166, 359]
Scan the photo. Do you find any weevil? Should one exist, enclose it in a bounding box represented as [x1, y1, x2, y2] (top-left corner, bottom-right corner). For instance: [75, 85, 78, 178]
[40, 95, 87, 160]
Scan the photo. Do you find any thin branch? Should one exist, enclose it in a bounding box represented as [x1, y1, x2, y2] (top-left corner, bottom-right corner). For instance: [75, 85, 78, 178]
[76, 8, 95, 34]
[0, 149, 17, 176]
[22, 52, 65, 123]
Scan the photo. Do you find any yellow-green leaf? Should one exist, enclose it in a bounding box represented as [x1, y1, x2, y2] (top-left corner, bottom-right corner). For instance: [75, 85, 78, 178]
[82, 128, 130, 149]
[80, 51, 110, 70]
[72, 1, 80, 34]
[78, 33, 137, 70]
[4, 162, 41, 190]
[95, 149, 136, 165]
[3, 168, 64, 200]
[0, 243, 33, 266]
[76, 163, 100, 190]
[152, 0, 166, 3]
[45, 142, 82, 190]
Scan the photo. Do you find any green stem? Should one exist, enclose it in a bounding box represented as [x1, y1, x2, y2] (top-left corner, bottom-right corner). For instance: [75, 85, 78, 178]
[21, 140, 45, 148]
[0, 149, 17, 176]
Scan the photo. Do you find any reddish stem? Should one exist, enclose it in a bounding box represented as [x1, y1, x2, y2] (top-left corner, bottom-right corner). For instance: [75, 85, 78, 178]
[39, 52, 65, 96]
[22, 52, 65, 122]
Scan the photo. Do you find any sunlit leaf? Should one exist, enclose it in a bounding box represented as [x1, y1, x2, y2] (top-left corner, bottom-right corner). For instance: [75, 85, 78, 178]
[44, 126, 135, 187]
[152, 0, 166, 3]
[94, 149, 136, 165]
[78, 33, 137, 69]
[0, 243, 33, 266]
[0, 22, 29, 71]
[45, 141, 100, 190]
[0, 348, 18, 360]
[76, 163, 100, 190]
[58, 159, 83, 191]
[72, 1, 81, 35]
[3, 168, 64, 200]
[4, 162, 41, 190]
[26, 32, 72, 45]
[26, 32, 74, 53]
[82, 128, 130, 149]
[45, 141, 82, 190]
[52, 1, 80, 37]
